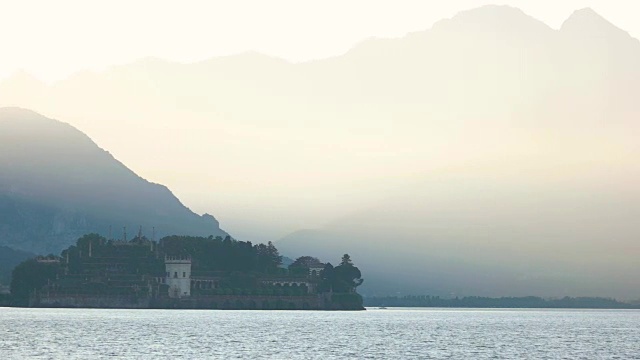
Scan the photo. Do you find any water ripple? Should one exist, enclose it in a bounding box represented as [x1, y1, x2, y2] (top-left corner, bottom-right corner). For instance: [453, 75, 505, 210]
[0, 308, 639, 359]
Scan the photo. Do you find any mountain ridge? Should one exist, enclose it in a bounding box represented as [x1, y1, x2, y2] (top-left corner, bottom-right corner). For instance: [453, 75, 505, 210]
[1, 6, 636, 86]
[0, 107, 227, 254]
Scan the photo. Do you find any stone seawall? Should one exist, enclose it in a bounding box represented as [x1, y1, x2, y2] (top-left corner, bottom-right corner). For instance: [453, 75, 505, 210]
[33, 293, 363, 310]
[37, 295, 151, 309]
[152, 295, 325, 310]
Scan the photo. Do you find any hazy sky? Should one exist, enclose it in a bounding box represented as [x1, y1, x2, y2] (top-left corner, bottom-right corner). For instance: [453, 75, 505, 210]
[3, 1, 640, 297]
[1, 0, 639, 83]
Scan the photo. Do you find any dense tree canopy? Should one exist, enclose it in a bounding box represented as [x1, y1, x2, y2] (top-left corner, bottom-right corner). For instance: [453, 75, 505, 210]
[161, 236, 282, 274]
[11, 259, 60, 306]
[290, 256, 321, 268]
[288, 256, 321, 276]
[319, 254, 364, 293]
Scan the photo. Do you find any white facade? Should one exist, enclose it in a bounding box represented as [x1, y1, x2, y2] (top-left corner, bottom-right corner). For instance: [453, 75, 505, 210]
[165, 256, 192, 298]
[308, 266, 324, 277]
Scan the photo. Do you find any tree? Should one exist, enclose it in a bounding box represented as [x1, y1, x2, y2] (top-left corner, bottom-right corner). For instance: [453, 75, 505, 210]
[288, 256, 321, 275]
[266, 241, 282, 268]
[317, 263, 335, 293]
[332, 254, 364, 293]
[290, 256, 321, 268]
[340, 254, 353, 267]
[11, 259, 60, 306]
[73, 233, 107, 259]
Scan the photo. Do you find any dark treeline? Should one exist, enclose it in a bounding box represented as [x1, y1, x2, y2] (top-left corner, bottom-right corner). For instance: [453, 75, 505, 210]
[364, 295, 640, 309]
[162, 235, 282, 274]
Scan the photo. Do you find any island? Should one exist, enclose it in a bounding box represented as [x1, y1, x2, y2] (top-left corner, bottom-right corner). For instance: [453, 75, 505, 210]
[9, 234, 365, 310]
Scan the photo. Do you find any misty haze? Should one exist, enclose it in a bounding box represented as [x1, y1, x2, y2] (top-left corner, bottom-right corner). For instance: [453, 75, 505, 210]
[4, 2, 640, 358]
[3, 5, 639, 300]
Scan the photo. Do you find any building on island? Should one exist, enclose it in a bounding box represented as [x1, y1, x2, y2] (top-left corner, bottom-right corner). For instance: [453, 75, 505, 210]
[17, 234, 364, 310]
[165, 255, 191, 298]
[307, 261, 325, 277]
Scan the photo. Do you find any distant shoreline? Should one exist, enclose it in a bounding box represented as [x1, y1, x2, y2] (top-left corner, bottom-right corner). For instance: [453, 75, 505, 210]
[366, 306, 640, 310]
[363, 295, 640, 310]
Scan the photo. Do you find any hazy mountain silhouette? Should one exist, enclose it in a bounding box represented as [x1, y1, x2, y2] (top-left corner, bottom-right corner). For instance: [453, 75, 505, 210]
[1, 5, 640, 297]
[277, 165, 640, 298]
[0, 108, 226, 254]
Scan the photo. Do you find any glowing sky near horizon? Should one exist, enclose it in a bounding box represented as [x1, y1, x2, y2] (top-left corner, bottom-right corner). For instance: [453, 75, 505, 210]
[0, 0, 638, 83]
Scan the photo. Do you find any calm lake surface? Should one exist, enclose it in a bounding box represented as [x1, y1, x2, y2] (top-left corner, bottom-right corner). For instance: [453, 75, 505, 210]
[1, 307, 639, 359]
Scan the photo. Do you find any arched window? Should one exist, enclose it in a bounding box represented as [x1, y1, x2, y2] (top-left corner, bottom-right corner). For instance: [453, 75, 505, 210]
[174, 272, 178, 278]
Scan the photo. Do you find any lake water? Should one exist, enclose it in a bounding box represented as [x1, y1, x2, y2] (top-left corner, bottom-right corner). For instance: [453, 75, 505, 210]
[1, 307, 639, 359]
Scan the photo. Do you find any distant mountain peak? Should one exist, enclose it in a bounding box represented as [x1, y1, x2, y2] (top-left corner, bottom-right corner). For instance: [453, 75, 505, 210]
[571, 7, 606, 19]
[573, 7, 599, 15]
[433, 4, 552, 35]
[561, 7, 628, 38]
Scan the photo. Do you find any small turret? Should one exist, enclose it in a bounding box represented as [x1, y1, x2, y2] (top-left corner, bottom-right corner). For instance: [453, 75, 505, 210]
[165, 255, 192, 298]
